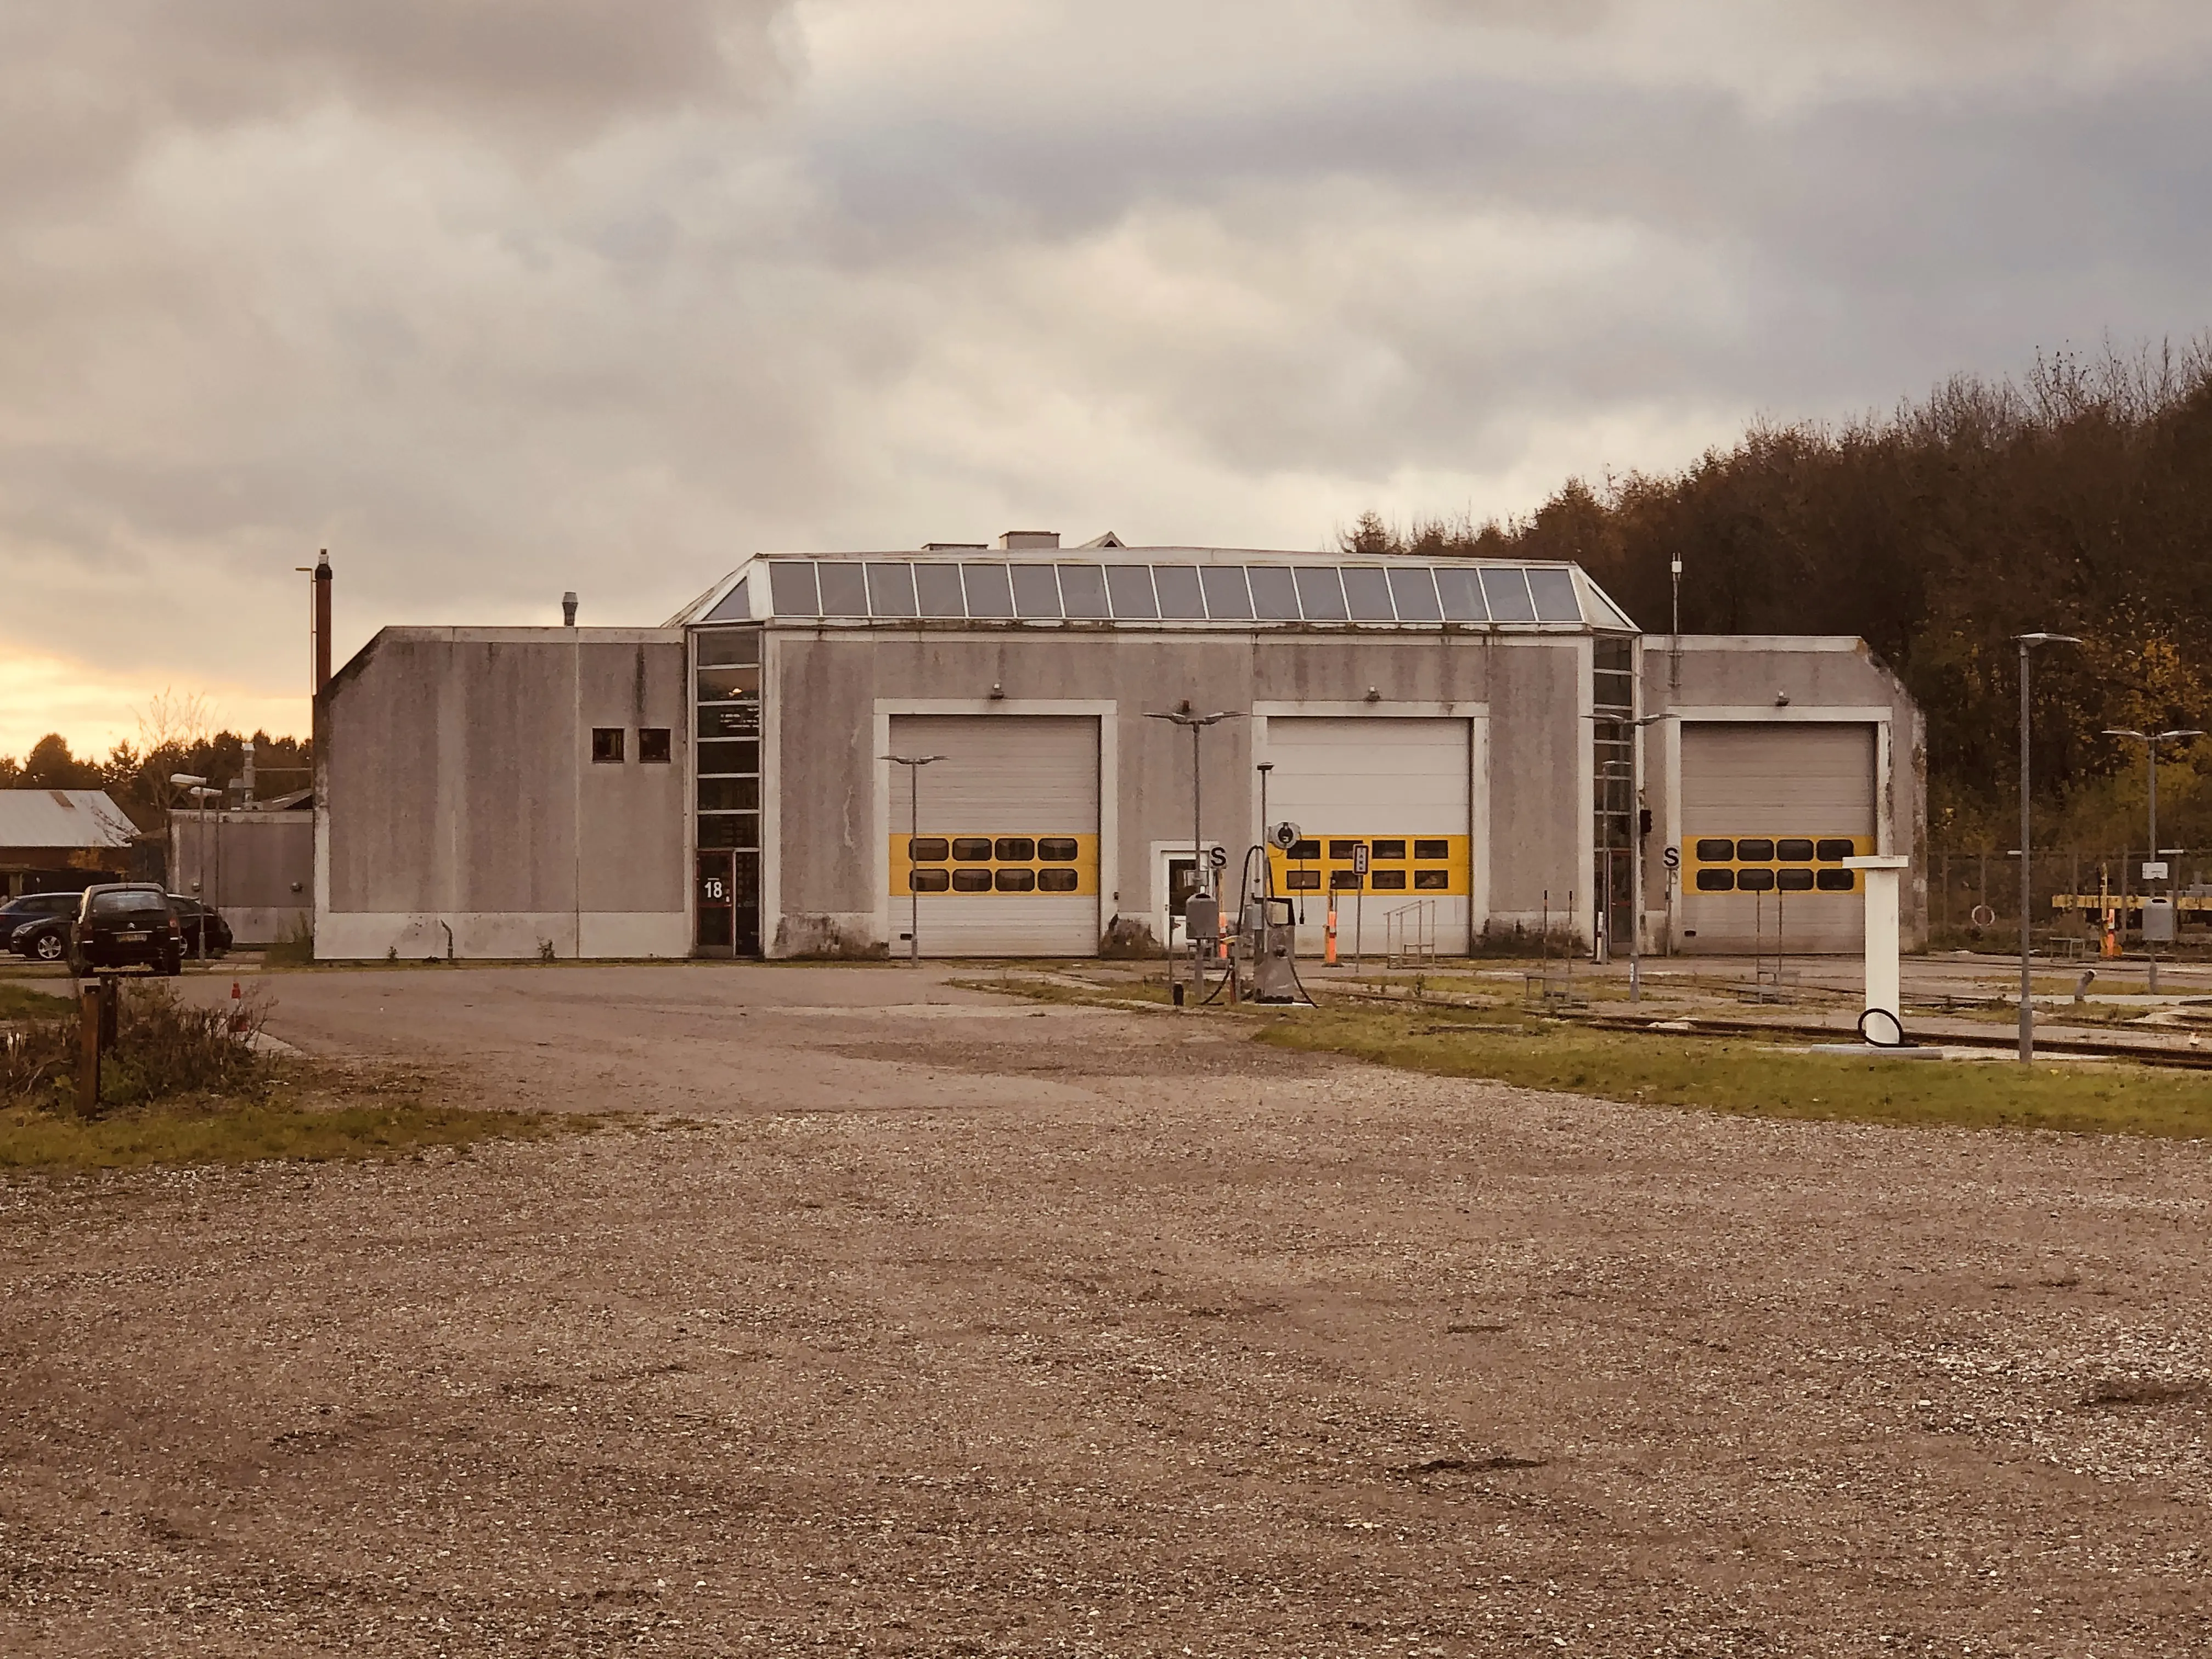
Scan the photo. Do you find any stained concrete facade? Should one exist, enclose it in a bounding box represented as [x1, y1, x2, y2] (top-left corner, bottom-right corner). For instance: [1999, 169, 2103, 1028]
[168, 809, 314, 945]
[317, 628, 689, 961]
[315, 551, 1925, 961]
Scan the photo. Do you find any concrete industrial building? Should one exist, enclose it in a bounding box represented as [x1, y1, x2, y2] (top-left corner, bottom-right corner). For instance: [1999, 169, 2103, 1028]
[314, 536, 1924, 962]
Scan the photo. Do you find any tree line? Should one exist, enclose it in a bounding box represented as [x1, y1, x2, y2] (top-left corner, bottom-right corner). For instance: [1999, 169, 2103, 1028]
[1347, 341, 2212, 853]
[1, 730, 311, 833]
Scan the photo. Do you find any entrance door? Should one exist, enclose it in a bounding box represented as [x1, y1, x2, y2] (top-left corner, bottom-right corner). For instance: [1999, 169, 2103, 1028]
[696, 850, 761, 957]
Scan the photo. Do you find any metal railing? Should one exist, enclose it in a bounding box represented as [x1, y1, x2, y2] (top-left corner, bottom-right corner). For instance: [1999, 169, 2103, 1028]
[1384, 899, 1437, 968]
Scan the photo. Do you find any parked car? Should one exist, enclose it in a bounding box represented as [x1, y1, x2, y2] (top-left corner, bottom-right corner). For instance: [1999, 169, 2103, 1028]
[69, 883, 184, 976]
[166, 895, 233, 958]
[2, 890, 88, 963]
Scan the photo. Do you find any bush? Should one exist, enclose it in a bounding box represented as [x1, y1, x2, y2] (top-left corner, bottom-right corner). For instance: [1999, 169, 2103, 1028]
[0, 981, 270, 1114]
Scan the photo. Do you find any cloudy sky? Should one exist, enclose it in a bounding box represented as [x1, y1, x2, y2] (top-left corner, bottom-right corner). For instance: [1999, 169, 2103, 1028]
[4, 0, 2208, 754]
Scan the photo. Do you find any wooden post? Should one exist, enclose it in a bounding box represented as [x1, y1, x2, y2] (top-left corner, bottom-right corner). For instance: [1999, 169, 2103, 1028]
[78, 983, 101, 1115]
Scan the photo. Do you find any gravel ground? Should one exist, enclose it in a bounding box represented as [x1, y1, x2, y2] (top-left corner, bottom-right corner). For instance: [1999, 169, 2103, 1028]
[2, 964, 2209, 1656]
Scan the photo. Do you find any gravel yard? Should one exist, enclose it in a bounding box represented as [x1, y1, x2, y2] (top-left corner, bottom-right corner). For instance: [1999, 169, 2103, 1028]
[2, 964, 2208, 1656]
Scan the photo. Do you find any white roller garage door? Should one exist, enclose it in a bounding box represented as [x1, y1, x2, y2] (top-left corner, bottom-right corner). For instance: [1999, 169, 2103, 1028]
[1261, 717, 1471, 956]
[1679, 722, 1876, 954]
[888, 715, 1100, 957]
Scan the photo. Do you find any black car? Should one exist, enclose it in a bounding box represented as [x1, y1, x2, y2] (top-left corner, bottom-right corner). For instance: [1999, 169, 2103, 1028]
[166, 895, 233, 958]
[2, 891, 88, 963]
[70, 884, 184, 975]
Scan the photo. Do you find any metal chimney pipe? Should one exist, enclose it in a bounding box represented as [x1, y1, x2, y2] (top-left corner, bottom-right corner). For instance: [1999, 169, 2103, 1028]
[562, 591, 578, 627]
[313, 550, 333, 693]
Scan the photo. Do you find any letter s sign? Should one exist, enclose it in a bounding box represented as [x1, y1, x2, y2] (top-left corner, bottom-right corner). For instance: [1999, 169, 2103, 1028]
[1662, 845, 1681, 871]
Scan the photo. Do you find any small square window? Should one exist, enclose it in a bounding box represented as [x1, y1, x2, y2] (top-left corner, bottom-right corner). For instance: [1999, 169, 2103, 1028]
[1037, 837, 1080, 861]
[1735, 838, 1775, 862]
[1413, 838, 1450, 861]
[1695, 838, 1735, 862]
[994, 867, 1037, 892]
[591, 727, 625, 764]
[1369, 839, 1407, 860]
[1413, 868, 1450, 891]
[908, 837, 950, 862]
[908, 868, 951, 893]
[1368, 870, 1407, 891]
[639, 728, 672, 764]
[1816, 868, 1858, 892]
[951, 868, 994, 893]
[1285, 869, 1321, 891]
[1037, 868, 1080, 893]
[951, 837, 994, 863]
[1776, 838, 1814, 862]
[994, 836, 1036, 862]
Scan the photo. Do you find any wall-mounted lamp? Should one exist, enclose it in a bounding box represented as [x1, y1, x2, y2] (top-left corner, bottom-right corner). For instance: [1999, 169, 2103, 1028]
[1364, 686, 1381, 703]
[989, 682, 1005, 700]
[1774, 691, 1791, 707]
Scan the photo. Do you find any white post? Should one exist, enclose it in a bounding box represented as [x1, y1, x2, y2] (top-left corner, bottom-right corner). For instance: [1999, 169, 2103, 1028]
[1846, 855, 1910, 1036]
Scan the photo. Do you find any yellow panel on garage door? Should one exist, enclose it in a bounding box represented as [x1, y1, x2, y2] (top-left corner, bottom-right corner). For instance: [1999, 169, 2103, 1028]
[888, 715, 1099, 956]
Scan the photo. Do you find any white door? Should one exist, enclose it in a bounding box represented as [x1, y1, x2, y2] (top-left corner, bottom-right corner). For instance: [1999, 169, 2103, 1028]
[888, 715, 1100, 956]
[1261, 717, 1471, 957]
[1679, 722, 1876, 954]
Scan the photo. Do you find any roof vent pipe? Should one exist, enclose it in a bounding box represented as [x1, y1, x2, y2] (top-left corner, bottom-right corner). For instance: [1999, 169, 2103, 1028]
[313, 550, 332, 695]
[562, 591, 578, 627]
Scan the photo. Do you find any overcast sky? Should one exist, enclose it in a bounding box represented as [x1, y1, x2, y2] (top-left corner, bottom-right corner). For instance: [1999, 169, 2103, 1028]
[4, 0, 2209, 754]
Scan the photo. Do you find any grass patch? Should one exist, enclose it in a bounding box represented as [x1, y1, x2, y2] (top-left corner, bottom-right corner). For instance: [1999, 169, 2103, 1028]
[0, 1086, 577, 1172]
[0, 979, 583, 1172]
[0, 981, 71, 1020]
[1248, 1005, 2212, 1139]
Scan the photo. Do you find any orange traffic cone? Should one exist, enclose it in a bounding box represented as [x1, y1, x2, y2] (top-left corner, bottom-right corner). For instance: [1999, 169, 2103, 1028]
[228, 979, 247, 1034]
[1324, 904, 1338, 966]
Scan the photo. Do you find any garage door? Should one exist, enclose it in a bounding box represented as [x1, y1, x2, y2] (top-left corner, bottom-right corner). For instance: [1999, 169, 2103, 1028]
[1680, 723, 1875, 954]
[1261, 717, 1471, 957]
[887, 715, 1099, 957]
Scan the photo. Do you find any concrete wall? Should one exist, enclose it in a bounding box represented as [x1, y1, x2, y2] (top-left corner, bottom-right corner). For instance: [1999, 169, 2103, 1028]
[317, 627, 689, 960]
[1645, 636, 1927, 951]
[170, 811, 313, 944]
[767, 626, 1593, 956]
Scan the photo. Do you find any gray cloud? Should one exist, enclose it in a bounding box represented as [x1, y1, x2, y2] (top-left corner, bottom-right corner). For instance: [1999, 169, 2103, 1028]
[0, 0, 2208, 745]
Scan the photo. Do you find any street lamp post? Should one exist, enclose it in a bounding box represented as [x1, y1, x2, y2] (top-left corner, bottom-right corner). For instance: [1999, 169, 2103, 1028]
[2101, 726, 2202, 995]
[2016, 633, 2081, 1062]
[1144, 705, 1242, 1001]
[882, 754, 944, 967]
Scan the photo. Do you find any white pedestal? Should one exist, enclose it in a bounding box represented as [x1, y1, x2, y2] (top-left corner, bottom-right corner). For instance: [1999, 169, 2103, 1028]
[1844, 856, 1911, 1031]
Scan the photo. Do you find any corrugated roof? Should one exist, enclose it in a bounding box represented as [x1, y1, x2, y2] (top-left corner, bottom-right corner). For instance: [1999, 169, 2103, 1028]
[0, 790, 137, 850]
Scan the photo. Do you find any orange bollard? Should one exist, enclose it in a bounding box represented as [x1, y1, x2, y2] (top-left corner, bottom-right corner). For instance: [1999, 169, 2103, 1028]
[1325, 903, 1338, 966]
[229, 979, 247, 1034]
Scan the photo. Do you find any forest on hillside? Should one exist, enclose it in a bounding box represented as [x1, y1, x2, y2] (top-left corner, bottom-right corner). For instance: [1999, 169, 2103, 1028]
[1348, 342, 2212, 852]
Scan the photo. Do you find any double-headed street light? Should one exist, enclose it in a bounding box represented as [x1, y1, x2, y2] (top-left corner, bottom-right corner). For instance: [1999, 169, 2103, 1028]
[883, 754, 944, 967]
[2102, 726, 2203, 995]
[1144, 705, 1242, 1001]
[2016, 633, 2081, 1062]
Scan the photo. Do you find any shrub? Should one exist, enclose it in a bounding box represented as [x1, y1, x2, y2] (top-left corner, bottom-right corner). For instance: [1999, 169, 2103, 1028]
[0, 981, 270, 1114]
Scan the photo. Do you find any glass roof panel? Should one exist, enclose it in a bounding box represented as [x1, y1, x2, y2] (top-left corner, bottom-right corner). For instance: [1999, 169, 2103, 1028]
[1248, 566, 1300, 620]
[1199, 566, 1252, 620]
[1105, 565, 1159, 620]
[1294, 566, 1348, 621]
[1154, 565, 1204, 619]
[1340, 566, 1395, 622]
[914, 562, 966, 618]
[1526, 567, 1582, 623]
[866, 562, 918, 617]
[817, 562, 869, 617]
[1057, 564, 1110, 619]
[1433, 566, 1487, 622]
[1480, 567, 1536, 623]
[1011, 565, 1062, 619]
[767, 562, 819, 617]
[962, 563, 1014, 618]
[1582, 577, 1637, 631]
[1387, 566, 1441, 622]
